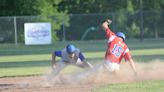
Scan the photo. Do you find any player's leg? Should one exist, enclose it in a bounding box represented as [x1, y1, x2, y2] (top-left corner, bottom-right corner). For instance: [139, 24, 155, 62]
[103, 60, 120, 73]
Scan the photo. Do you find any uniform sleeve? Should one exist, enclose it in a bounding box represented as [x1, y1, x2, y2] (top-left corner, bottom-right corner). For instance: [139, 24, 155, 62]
[79, 52, 85, 61]
[124, 49, 132, 61]
[105, 27, 115, 38]
[54, 50, 62, 57]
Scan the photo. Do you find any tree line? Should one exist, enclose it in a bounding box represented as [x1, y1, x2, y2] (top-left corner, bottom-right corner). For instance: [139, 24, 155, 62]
[0, 0, 164, 42]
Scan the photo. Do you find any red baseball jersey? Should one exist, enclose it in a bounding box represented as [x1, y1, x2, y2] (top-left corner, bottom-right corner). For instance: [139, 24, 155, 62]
[105, 27, 132, 64]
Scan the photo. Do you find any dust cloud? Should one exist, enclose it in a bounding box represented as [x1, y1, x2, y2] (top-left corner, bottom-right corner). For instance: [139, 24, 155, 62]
[46, 59, 164, 85]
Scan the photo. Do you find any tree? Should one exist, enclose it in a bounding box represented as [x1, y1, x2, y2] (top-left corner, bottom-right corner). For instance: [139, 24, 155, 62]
[1, 0, 164, 41]
[0, 0, 69, 42]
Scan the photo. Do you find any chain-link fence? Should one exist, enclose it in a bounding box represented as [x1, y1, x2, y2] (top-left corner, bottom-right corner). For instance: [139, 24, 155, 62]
[0, 10, 164, 44]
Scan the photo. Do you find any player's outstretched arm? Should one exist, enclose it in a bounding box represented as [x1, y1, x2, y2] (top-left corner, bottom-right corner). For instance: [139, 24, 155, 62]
[128, 58, 137, 75]
[84, 61, 93, 69]
[76, 58, 93, 69]
[102, 19, 112, 30]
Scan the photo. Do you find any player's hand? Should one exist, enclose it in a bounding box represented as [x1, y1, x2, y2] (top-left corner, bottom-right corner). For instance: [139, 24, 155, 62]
[106, 19, 112, 25]
[82, 61, 93, 69]
[133, 71, 138, 80]
[134, 71, 137, 76]
[86, 61, 93, 69]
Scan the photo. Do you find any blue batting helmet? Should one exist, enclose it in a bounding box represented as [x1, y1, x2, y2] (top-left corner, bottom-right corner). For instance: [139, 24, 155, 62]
[66, 44, 76, 54]
[116, 32, 126, 41]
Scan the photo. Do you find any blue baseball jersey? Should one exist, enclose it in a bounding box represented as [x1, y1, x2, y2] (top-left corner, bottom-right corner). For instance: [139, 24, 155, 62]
[53, 48, 85, 63]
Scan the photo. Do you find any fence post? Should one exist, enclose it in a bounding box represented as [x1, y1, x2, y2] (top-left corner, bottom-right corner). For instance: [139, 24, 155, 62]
[139, 0, 144, 41]
[14, 16, 18, 46]
[62, 15, 66, 42]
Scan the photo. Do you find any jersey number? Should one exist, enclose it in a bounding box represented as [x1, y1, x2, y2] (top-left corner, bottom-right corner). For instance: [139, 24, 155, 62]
[112, 44, 123, 57]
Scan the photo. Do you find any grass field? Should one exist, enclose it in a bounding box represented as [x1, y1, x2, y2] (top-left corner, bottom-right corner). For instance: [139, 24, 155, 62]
[0, 39, 164, 77]
[0, 39, 164, 92]
[91, 80, 164, 92]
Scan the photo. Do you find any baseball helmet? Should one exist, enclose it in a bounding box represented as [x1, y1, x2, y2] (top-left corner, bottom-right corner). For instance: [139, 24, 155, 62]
[66, 44, 76, 54]
[116, 32, 126, 41]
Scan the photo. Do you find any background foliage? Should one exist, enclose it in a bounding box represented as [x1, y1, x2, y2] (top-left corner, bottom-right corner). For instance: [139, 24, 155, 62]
[0, 0, 164, 42]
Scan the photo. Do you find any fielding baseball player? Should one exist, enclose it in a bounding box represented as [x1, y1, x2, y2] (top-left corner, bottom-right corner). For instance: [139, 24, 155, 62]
[102, 19, 137, 74]
[47, 44, 93, 81]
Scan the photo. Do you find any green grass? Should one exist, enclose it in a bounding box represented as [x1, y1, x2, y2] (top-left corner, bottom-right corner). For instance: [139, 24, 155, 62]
[0, 67, 49, 77]
[91, 80, 164, 92]
[0, 39, 164, 77]
[0, 39, 164, 92]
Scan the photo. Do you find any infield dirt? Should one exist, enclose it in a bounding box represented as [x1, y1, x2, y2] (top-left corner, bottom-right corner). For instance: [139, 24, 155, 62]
[0, 60, 164, 92]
